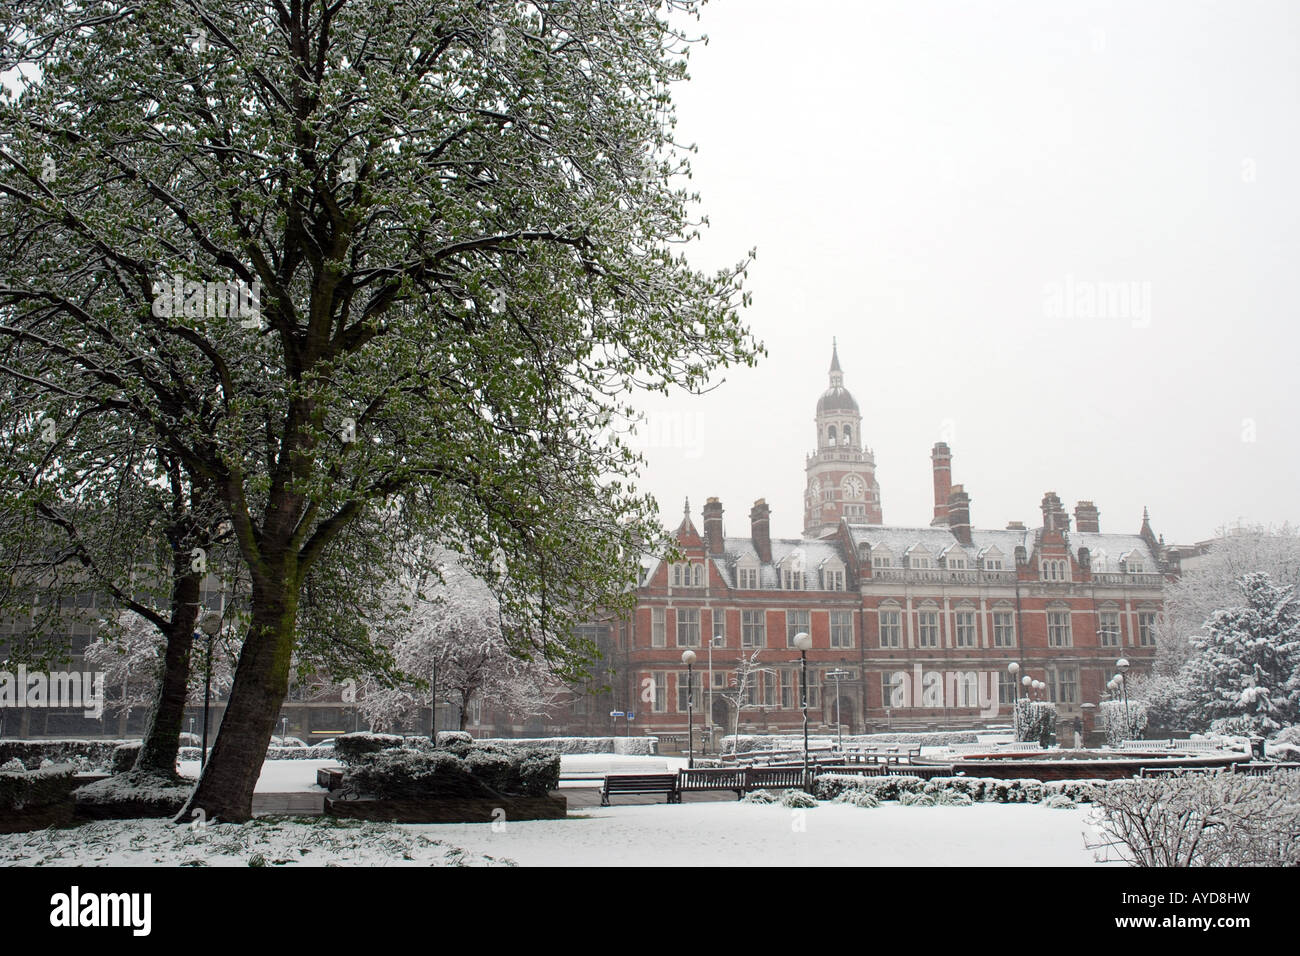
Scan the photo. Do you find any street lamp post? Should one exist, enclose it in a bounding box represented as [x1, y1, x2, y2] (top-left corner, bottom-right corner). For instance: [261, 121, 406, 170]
[793, 632, 812, 783]
[197, 611, 222, 772]
[708, 634, 722, 754]
[826, 667, 850, 752]
[682, 650, 697, 769]
[1008, 662, 1021, 737]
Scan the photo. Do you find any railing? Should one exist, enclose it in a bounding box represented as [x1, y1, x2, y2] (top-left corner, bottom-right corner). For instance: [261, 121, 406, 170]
[868, 568, 1017, 585]
[1091, 572, 1164, 587]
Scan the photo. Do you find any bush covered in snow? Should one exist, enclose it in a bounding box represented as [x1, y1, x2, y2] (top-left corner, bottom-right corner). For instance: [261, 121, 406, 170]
[901, 790, 973, 807]
[779, 789, 817, 809]
[1100, 700, 1150, 747]
[1266, 725, 1300, 761]
[832, 788, 880, 808]
[0, 761, 74, 812]
[110, 742, 142, 774]
[812, 774, 926, 801]
[340, 740, 560, 800]
[1013, 700, 1056, 746]
[812, 773, 1084, 806]
[1087, 770, 1300, 866]
[334, 732, 406, 764]
[0, 739, 136, 772]
[1, 758, 25, 773]
[740, 789, 777, 804]
[177, 744, 336, 762]
[1043, 793, 1077, 809]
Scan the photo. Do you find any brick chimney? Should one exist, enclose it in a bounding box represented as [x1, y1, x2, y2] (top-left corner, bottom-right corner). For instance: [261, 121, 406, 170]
[1040, 491, 1068, 534]
[1074, 500, 1100, 533]
[931, 442, 953, 526]
[749, 499, 772, 564]
[947, 485, 972, 545]
[1006, 520, 1026, 531]
[702, 497, 725, 555]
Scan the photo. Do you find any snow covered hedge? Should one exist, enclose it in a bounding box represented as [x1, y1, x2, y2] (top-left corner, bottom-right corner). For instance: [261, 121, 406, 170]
[721, 731, 979, 754]
[73, 770, 193, 820]
[0, 762, 75, 812]
[177, 745, 336, 762]
[1100, 700, 1149, 747]
[812, 773, 1105, 805]
[341, 743, 560, 799]
[0, 739, 136, 772]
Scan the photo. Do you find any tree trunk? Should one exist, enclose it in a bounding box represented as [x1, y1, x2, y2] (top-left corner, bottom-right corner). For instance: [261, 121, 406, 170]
[133, 571, 200, 774]
[177, 576, 298, 822]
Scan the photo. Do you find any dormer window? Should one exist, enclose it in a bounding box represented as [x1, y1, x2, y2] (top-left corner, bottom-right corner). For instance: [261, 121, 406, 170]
[782, 568, 805, 590]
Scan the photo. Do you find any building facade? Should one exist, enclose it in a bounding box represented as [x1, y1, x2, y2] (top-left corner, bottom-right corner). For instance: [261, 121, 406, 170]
[557, 345, 1173, 743]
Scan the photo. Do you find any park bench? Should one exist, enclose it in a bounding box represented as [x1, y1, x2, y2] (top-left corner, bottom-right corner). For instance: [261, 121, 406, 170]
[600, 773, 680, 806]
[677, 766, 810, 798]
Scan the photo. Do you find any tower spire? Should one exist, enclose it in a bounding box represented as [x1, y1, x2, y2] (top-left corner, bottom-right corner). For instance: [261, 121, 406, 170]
[829, 339, 843, 386]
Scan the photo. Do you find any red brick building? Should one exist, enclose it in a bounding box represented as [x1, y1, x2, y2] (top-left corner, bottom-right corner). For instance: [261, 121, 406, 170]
[551, 345, 1171, 743]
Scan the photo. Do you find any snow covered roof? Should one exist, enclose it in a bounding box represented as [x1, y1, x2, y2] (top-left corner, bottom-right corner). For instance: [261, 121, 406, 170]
[846, 524, 1032, 558]
[1070, 532, 1158, 567]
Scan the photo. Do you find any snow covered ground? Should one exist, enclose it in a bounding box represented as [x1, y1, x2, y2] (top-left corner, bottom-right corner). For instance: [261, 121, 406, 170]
[0, 817, 510, 867]
[177, 759, 334, 794]
[418, 802, 1109, 867]
[0, 800, 1107, 867]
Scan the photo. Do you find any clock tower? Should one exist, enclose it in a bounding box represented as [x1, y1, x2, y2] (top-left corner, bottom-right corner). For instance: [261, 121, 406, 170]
[803, 341, 883, 535]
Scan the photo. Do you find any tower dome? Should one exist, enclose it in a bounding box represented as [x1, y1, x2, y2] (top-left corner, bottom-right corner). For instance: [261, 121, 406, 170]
[816, 340, 859, 414]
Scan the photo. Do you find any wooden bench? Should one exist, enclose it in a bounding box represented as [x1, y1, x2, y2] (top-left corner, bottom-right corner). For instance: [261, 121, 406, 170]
[600, 773, 680, 806]
[678, 766, 810, 798]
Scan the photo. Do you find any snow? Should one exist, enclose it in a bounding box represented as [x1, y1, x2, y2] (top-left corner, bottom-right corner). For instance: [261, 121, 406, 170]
[0, 818, 510, 867]
[177, 759, 334, 794]
[416, 802, 1110, 867]
[0, 797, 1109, 867]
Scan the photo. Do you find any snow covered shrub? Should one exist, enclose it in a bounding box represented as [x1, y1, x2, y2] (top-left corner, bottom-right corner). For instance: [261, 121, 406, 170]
[901, 790, 971, 807]
[341, 743, 560, 799]
[779, 789, 817, 809]
[0, 762, 74, 813]
[435, 731, 473, 749]
[1013, 700, 1056, 746]
[923, 776, 999, 801]
[812, 774, 868, 800]
[1100, 699, 1149, 747]
[1266, 726, 1300, 761]
[343, 749, 486, 799]
[741, 789, 777, 804]
[73, 769, 193, 819]
[1088, 771, 1300, 866]
[1043, 793, 1077, 809]
[0, 758, 24, 773]
[110, 742, 142, 774]
[334, 732, 405, 765]
[0, 739, 134, 773]
[833, 788, 881, 808]
[1043, 780, 1103, 803]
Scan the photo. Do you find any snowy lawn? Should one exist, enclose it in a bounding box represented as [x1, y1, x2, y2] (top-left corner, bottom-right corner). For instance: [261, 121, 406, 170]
[0, 800, 1109, 866]
[0, 817, 510, 867]
[415, 801, 1112, 867]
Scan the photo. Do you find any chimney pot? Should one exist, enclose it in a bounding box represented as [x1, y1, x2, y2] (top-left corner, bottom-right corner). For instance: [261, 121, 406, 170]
[749, 499, 773, 564]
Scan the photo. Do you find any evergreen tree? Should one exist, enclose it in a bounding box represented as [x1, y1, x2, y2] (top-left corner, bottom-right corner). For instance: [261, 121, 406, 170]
[1182, 572, 1300, 735]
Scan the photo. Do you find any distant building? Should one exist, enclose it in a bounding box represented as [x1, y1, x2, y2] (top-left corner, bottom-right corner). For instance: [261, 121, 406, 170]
[546, 344, 1175, 744]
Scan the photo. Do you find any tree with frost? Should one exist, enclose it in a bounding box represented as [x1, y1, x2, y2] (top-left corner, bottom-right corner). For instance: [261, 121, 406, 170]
[718, 648, 772, 752]
[1181, 572, 1300, 735]
[1158, 524, 1300, 676]
[1, 0, 759, 820]
[357, 554, 558, 733]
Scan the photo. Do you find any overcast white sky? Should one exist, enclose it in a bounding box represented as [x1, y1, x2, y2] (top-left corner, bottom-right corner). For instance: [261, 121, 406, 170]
[630, 0, 1300, 546]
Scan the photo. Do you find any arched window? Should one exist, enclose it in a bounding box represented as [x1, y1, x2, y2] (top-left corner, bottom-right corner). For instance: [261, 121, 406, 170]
[693, 564, 704, 587]
[843, 424, 852, 443]
[827, 425, 837, 444]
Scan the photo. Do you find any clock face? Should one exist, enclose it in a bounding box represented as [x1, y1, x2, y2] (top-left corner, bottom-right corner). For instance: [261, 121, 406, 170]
[843, 476, 865, 500]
